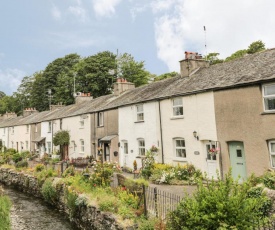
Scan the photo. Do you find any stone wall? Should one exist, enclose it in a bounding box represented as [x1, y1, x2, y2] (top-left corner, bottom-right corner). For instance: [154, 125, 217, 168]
[0, 168, 136, 230]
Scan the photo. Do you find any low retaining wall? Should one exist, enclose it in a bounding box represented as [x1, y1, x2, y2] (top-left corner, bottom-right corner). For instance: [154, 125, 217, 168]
[0, 167, 135, 230]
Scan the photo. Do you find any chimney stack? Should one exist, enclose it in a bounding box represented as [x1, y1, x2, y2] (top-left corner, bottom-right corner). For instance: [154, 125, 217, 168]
[23, 108, 38, 117]
[179, 51, 209, 77]
[113, 78, 135, 96]
[74, 92, 93, 104]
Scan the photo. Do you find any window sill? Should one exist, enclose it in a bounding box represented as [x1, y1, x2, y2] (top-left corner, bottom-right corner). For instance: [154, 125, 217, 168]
[261, 111, 275, 115]
[79, 127, 84, 129]
[170, 116, 184, 120]
[134, 120, 144, 123]
[173, 157, 187, 162]
[97, 125, 104, 128]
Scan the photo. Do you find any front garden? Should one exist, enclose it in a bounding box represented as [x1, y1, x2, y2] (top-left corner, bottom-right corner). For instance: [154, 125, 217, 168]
[2, 148, 275, 229]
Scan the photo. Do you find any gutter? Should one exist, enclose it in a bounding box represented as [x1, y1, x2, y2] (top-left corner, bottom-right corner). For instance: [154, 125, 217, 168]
[158, 100, 164, 164]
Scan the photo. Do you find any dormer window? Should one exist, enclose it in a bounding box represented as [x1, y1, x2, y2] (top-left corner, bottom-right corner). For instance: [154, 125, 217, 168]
[263, 83, 275, 112]
[172, 98, 183, 116]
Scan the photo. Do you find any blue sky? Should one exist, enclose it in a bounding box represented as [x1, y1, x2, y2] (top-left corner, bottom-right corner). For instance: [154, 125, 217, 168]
[1, 0, 275, 95]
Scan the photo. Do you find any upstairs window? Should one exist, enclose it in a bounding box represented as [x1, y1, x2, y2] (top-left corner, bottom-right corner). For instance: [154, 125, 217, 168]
[124, 142, 128, 154]
[48, 122, 52, 133]
[80, 139, 84, 152]
[136, 104, 144, 121]
[3, 128, 5, 135]
[174, 138, 186, 158]
[269, 140, 275, 168]
[79, 118, 84, 128]
[138, 139, 145, 156]
[35, 124, 38, 132]
[26, 125, 29, 133]
[60, 119, 63, 130]
[25, 141, 29, 150]
[263, 84, 275, 111]
[11, 127, 14, 134]
[97, 112, 104, 126]
[172, 98, 183, 116]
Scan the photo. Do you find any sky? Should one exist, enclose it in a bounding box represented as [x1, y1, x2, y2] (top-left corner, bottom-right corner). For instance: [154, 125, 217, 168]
[1, 0, 275, 95]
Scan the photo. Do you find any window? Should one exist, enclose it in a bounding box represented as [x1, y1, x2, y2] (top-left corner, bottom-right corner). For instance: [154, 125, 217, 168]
[138, 139, 145, 156]
[48, 122, 52, 133]
[172, 98, 183, 116]
[25, 141, 29, 150]
[269, 141, 275, 168]
[124, 142, 128, 154]
[11, 141, 14, 149]
[3, 128, 5, 135]
[47, 142, 52, 154]
[35, 124, 38, 132]
[11, 127, 14, 134]
[71, 141, 76, 151]
[80, 139, 84, 152]
[26, 125, 29, 133]
[97, 112, 104, 126]
[79, 118, 84, 128]
[174, 138, 186, 158]
[136, 104, 144, 121]
[263, 84, 275, 111]
[20, 142, 24, 150]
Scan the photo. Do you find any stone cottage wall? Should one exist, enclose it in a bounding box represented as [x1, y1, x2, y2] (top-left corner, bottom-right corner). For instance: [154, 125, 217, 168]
[0, 168, 135, 230]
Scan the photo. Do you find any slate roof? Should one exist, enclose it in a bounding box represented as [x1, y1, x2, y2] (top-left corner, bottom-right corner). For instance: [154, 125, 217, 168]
[1, 48, 275, 126]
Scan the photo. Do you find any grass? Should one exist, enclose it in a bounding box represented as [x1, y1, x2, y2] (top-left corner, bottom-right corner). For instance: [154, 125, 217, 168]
[0, 194, 12, 230]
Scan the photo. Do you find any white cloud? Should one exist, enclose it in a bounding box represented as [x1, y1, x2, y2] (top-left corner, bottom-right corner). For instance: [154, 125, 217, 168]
[0, 69, 26, 95]
[51, 4, 62, 20]
[152, 0, 275, 72]
[68, 0, 88, 23]
[92, 0, 122, 17]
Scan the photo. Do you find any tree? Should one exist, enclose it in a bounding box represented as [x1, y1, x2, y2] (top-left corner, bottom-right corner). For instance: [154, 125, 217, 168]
[0, 91, 5, 99]
[247, 40, 265, 54]
[0, 95, 21, 115]
[53, 130, 70, 160]
[153, 71, 178, 82]
[225, 49, 247, 62]
[205, 53, 224, 65]
[76, 51, 117, 98]
[117, 53, 150, 87]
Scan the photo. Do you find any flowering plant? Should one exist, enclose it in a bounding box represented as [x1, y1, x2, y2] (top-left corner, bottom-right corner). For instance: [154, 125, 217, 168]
[208, 148, 220, 156]
[150, 145, 158, 152]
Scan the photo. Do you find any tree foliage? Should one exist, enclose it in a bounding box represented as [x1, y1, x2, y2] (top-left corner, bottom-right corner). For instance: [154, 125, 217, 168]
[53, 130, 70, 146]
[205, 53, 224, 65]
[247, 40, 265, 54]
[153, 71, 178, 81]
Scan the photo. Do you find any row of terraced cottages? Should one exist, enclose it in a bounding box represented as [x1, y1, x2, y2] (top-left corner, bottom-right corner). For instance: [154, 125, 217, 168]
[1, 49, 275, 180]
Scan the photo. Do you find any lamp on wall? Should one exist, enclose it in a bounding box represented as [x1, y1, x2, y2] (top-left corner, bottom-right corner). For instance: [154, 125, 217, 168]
[193, 131, 199, 140]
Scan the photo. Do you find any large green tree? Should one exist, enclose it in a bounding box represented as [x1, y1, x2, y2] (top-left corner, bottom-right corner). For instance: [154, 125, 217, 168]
[117, 53, 150, 87]
[153, 71, 178, 82]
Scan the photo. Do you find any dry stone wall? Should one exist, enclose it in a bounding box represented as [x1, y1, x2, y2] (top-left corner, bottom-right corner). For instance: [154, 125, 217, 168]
[0, 168, 136, 230]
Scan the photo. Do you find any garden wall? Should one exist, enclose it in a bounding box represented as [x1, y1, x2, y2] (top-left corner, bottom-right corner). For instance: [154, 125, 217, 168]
[0, 167, 136, 230]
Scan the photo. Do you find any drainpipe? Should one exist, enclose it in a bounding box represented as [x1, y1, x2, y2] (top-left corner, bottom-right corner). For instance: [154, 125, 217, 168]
[51, 120, 54, 156]
[158, 100, 164, 164]
[93, 113, 96, 159]
[217, 141, 224, 180]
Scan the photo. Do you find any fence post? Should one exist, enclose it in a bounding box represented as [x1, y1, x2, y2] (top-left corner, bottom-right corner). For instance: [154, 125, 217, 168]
[154, 187, 158, 217]
[143, 185, 147, 219]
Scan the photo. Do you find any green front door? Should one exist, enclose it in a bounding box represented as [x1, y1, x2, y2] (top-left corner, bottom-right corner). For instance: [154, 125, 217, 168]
[228, 141, 247, 180]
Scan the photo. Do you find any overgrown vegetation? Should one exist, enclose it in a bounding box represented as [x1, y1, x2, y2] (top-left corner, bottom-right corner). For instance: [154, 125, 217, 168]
[167, 171, 272, 230]
[0, 191, 11, 230]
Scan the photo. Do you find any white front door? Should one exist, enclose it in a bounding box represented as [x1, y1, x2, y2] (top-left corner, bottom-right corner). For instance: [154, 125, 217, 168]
[206, 143, 219, 179]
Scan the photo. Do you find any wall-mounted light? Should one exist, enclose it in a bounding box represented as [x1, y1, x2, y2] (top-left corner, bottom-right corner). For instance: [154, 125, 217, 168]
[193, 131, 199, 140]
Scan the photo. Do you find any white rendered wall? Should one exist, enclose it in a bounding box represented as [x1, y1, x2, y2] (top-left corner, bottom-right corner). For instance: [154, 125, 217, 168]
[8, 125, 31, 152]
[61, 114, 91, 159]
[161, 92, 218, 174]
[119, 101, 161, 169]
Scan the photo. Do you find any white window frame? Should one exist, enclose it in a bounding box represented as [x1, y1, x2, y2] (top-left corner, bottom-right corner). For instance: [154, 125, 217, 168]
[26, 125, 29, 133]
[47, 141, 52, 154]
[269, 140, 275, 168]
[25, 141, 28, 150]
[71, 141, 76, 152]
[79, 118, 84, 128]
[263, 83, 275, 112]
[172, 97, 183, 117]
[80, 139, 84, 153]
[136, 104, 144, 122]
[98, 112, 104, 126]
[174, 138, 186, 159]
[138, 139, 145, 156]
[3, 128, 5, 135]
[48, 122, 52, 133]
[124, 141, 128, 154]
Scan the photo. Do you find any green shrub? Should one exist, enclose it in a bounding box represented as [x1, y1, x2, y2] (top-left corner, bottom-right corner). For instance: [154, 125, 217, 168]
[0, 194, 11, 230]
[261, 171, 275, 189]
[99, 196, 119, 212]
[124, 178, 148, 192]
[89, 162, 115, 187]
[34, 163, 45, 172]
[12, 153, 22, 163]
[141, 150, 156, 179]
[41, 178, 58, 204]
[15, 160, 28, 168]
[65, 189, 78, 217]
[62, 166, 76, 178]
[36, 168, 57, 186]
[167, 171, 271, 230]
